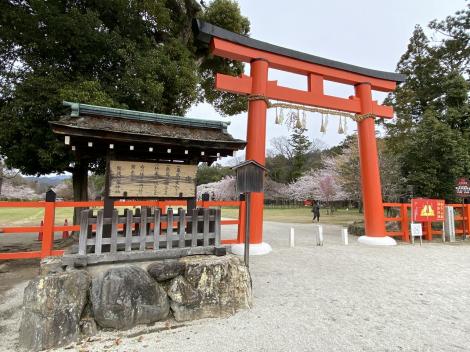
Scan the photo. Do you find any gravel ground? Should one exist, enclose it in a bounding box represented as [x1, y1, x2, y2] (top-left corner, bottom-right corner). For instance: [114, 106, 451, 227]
[2, 221, 470, 352]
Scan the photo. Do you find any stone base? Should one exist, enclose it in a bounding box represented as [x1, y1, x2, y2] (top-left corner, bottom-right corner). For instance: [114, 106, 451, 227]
[358, 235, 397, 246]
[19, 254, 252, 350]
[231, 242, 272, 256]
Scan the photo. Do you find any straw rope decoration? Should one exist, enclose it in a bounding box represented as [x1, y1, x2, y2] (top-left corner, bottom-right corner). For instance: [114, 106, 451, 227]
[247, 95, 376, 134]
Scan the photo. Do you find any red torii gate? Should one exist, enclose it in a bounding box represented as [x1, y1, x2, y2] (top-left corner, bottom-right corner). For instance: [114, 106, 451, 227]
[195, 21, 406, 249]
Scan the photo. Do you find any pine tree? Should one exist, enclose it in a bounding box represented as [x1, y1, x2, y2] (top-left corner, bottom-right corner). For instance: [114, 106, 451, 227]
[288, 126, 312, 181]
[399, 110, 469, 200]
[385, 5, 470, 200]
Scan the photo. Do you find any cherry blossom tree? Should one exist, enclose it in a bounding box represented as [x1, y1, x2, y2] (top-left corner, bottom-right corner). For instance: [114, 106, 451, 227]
[197, 176, 238, 200]
[287, 156, 346, 209]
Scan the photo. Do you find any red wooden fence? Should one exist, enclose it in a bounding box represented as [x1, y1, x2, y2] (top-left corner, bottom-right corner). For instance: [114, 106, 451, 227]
[0, 200, 245, 260]
[383, 203, 470, 242]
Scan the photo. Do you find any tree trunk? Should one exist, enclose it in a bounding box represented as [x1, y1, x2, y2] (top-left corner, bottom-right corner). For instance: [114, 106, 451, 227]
[72, 161, 89, 227]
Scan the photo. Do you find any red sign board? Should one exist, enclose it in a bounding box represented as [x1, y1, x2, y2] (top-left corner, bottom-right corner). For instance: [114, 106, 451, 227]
[411, 198, 445, 222]
[455, 178, 470, 198]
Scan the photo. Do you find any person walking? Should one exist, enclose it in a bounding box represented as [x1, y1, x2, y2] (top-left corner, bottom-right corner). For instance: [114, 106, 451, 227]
[312, 201, 320, 222]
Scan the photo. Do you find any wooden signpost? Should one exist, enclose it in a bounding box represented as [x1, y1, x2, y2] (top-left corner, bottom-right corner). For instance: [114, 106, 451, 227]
[232, 160, 267, 267]
[455, 178, 470, 239]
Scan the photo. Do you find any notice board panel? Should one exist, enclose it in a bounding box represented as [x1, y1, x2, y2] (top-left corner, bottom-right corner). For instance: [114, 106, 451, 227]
[108, 160, 197, 198]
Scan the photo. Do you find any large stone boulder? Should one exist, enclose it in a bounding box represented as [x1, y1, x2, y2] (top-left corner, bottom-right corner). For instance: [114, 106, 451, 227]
[167, 255, 252, 321]
[19, 270, 90, 351]
[90, 266, 169, 330]
[147, 259, 185, 282]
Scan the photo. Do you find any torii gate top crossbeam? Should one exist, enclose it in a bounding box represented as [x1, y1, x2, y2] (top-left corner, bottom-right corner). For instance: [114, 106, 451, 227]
[194, 20, 406, 118]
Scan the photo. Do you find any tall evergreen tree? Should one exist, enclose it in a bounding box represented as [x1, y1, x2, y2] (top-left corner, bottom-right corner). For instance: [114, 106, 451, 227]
[0, 0, 249, 201]
[288, 126, 312, 181]
[399, 110, 469, 200]
[385, 5, 470, 200]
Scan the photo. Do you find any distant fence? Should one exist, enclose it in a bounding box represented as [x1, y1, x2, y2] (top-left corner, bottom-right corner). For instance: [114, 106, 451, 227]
[264, 199, 305, 208]
[0, 199, 245, 261]
[383, 203, 470, 242]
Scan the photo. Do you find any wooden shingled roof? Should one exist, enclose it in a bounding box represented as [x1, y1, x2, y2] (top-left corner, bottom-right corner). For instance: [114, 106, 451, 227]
[50, 102, 246, 163]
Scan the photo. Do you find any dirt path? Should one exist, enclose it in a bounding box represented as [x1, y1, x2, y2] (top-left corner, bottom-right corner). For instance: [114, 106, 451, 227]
[0, 260, 39, 297]
[2, 222, 470, 351]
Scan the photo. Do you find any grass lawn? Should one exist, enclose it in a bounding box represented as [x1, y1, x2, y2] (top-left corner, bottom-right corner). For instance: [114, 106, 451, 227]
[0, 207, 74, 227]
[221, 206, 363, 226]
[0, 205, 363, 227]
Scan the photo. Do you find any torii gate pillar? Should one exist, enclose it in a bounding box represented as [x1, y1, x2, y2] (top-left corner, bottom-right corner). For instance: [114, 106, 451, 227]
[232, 59, 273, 255]
[243, 59, 272, 254]
[355, 83, 396, 245]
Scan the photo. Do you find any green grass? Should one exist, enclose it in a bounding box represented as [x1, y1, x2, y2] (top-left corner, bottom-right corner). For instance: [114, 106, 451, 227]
[221, 207, 363, 226]
[0, 207, 74, 227]
[0, 206, 363, 227]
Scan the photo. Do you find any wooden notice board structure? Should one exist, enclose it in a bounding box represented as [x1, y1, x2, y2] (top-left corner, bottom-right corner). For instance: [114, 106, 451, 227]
[50, 102, 245, 263]
[51, 101, 245, 206]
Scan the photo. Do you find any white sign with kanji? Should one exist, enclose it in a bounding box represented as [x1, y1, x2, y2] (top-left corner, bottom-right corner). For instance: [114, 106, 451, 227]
[108, 160, 196, 198]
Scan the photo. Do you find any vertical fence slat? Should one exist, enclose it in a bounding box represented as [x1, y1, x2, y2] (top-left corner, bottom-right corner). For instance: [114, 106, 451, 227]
[178, 208, 185, 248]
[41, 201, 56, 258]
[153, 208, 161, 250]
[78, 210, 89, 255]
[110, 209, 118, 253]
[401, 204, 410, 242]
[94, 210, 104, 254]
[191, 209, 198, 247]
[214, 208, 221, 246]
[125, 209, 132, 252]
[167, 208, 173, 249]
[237, 200, 246, 244]
[140, 206, 147, 251]
[203, 208, 210, 246]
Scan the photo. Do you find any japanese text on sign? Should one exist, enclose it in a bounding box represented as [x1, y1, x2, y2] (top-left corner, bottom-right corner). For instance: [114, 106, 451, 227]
[108, 160, 196, 198]
[455, 178, 470, 198]
[411, 198, 445, 222]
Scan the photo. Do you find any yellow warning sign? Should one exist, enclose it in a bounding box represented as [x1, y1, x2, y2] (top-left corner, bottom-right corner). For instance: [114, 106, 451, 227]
[420, 204, 435, 217]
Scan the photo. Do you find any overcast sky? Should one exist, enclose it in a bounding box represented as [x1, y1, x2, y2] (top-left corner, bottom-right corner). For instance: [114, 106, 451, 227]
[188, 0, 466, 160]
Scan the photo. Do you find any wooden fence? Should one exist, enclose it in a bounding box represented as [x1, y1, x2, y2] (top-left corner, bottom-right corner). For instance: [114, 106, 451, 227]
[61, 207, 221, 265]
[0, 199, 245, 261]
[383, 203, 470, 242]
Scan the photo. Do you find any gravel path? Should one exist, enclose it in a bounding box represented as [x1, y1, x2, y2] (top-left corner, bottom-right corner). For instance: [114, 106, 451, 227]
[2, 221, 470, 351]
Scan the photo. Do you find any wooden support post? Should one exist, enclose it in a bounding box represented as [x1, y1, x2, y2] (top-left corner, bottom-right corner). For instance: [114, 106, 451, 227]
[41, 190, 56, 258]
[464, 203, 470, 240]
[78, 210, 90, 256]
[214, 208, 221, 247]
[167, 208, 174, 249]
[191, 209, 198, 247]
[203, 208, 210, 247]
[125, 209, 132, 252]
[237, 195, 246, 243]
[178, 208, 185, 248]
[425, 221, 433, 241]
[110, 209, 118, 253]
[94, 210, 104, 254]
[139, 207, 147, 251]
[153, 208, 161, 250]
[401, 204, 410, 242]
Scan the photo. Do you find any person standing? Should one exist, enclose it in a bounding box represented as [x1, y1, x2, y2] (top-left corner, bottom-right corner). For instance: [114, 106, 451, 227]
[312, 201, 320, 222]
